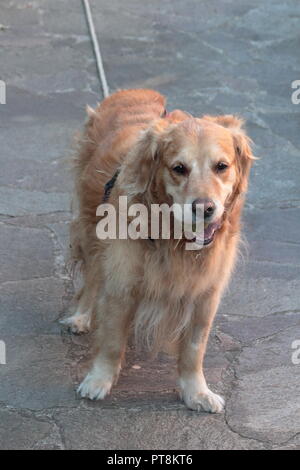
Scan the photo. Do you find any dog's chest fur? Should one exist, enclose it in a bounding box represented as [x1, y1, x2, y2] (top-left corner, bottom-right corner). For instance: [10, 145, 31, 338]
[103, 234, 236, 349]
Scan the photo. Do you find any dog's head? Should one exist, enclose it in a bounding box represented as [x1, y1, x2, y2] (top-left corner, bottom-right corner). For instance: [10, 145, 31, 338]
[123, 114, 255, 246]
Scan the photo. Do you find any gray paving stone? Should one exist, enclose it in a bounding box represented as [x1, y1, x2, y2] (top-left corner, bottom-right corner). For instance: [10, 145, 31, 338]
[39, 0, 88, 35]
[260, 111, 300, 152]
[232, 2, 300, 40]
[274, 436, 300, 450]
[226, 328, 300, 444]
[0, 277, 66, 335]
[0, 187, 70, 216]
[244, 208, 300, 247]
[234, 327, 300, 376]
[0, 408, 62, 450]
[0, 1, 40, 29]
[0, 33, 97, 94]
[0, 224, 55, 282]
[0, 156, 72, 193]
[246, 139, 300, 208]
[0, 335, 76, 410]
[1, 87, 98, 124]
[54, 408, 264, 450]
[47, 221, 71, 262]
[0, 121, 79, 162]
[219, 313, 300, 345]
[221, 261, 300, 318]
[247, 239, 300, 267]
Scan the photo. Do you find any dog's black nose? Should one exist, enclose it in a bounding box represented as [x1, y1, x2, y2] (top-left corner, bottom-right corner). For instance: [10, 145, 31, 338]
[192, 198, 216, 220]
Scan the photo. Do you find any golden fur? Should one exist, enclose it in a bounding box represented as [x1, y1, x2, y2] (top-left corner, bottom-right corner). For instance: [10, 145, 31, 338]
[64, 89, 255, 412]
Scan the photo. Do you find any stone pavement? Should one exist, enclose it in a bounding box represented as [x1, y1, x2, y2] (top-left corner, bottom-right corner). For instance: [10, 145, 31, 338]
[0, 0, 299, 450]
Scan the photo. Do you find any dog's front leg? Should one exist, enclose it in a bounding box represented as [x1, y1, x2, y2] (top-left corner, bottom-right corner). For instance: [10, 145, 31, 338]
[178, 289, 224, 413]
[78, 293, 133, 400]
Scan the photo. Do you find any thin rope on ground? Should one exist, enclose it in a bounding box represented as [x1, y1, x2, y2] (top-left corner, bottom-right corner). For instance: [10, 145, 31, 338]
[82, 0, 110, 98]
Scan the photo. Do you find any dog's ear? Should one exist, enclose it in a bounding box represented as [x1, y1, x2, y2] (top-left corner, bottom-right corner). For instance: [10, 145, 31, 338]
[204, 115, 256, 194]
[120, 120, 168, 196]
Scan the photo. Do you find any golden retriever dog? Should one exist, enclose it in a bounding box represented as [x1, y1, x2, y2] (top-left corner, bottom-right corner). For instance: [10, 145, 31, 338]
[63, 89, 254, 413]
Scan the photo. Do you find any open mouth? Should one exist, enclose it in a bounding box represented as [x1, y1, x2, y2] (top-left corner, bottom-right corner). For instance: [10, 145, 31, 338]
[203, 220, 221, 245]
[184, 219, 222, 247]
[191, 220, 221, 246]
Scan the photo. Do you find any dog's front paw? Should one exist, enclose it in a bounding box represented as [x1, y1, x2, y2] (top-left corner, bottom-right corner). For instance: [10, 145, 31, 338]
[77, 370, 113, 400]
[183, 389, 225, 413]
[179, 376, 225, 413]
[60, 311, 91, 335]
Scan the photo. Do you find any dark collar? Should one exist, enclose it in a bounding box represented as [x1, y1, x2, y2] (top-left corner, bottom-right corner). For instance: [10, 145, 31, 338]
[103, 169, 120, 202]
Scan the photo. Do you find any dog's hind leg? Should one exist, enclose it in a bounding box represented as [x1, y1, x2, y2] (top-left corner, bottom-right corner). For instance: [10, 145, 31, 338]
[61, 305, 93, 335]
[61, 263, 102, 335]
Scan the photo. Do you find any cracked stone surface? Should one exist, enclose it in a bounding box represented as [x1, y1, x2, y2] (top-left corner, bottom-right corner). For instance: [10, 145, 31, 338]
[0, 409, 63, 450]
[54, 408, 264, 450]
[0, 0, 299, 450]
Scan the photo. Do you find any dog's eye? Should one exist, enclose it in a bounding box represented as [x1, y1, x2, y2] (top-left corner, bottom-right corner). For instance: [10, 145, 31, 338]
[172, 164, 187, 175]
[215, 161, 229, 172]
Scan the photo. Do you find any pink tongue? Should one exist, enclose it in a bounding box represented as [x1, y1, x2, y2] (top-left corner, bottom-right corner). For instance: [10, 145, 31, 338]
[204, 222, 219, 240]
